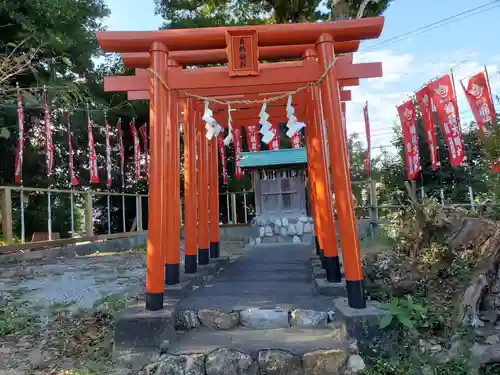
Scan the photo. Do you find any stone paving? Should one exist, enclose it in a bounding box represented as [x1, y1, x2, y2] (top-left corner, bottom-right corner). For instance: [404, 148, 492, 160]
[179, 242, 334, 312]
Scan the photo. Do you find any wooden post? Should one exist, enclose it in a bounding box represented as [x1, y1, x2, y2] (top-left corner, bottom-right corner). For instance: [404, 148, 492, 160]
[317, 34, 365, 309]
[184, 99, 198, 273]
[84, 192, 94, 236]
[137, 196, 143, 231]
[145, 42, 167, 310]
[231, 193, 237, 224]
[1, 188, 13, 245]
[197, 124, 210, 265]
[209, 137, 220, 258]
[369, 179, 378, 239]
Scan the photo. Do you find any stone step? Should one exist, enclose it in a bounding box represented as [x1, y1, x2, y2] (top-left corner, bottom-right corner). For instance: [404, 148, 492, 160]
[314, 278, 348, 297]
[169, 326, 348, 355]
[146, 325, 350, 375]
[178, 295, 335, 312]
[176, 307, 336, 331]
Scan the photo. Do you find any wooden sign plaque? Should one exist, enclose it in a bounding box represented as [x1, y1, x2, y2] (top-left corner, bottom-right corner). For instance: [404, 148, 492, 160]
[225, 29, 259, 77]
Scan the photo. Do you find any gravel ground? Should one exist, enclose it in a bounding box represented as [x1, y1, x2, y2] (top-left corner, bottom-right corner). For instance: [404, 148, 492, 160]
[0, 240, 247, 375]
[0, 243, 195, 311]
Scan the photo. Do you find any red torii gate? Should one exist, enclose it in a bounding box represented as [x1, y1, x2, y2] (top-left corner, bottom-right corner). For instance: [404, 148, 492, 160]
[96, 17, 384, 311]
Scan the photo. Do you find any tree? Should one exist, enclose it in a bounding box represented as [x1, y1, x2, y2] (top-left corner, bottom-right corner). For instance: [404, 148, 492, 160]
[331, 0, 392, 20]
[155, 0, 392, 29]
[155, 0, 271, 29]
[0, 0, 151, 239]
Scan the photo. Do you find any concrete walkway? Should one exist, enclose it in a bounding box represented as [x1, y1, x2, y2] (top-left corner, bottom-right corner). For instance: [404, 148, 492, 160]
[179, 243, 334, 312]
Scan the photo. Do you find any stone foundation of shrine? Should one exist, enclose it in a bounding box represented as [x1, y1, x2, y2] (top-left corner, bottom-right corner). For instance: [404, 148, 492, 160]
[248, 214, 314, 246]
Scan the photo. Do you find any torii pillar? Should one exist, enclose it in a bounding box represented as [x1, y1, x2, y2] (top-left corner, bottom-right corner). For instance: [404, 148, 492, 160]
[317, 34, 365, 308]
[209, 137, 221, 259]
[145, 42, 168, 310]
[183, 98, 198, 274]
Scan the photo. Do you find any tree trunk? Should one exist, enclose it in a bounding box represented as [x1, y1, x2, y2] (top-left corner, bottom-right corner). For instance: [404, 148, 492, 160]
[331, 0, 380, 20]
[404, 180, 427, 260]
[331, 0, 350, 20]
[356, 0, 380, 19]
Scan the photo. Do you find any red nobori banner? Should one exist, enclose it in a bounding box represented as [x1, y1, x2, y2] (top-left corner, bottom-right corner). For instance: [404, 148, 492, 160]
[116, 119, 125, 188]
[363, 102, 371, 173]
[14, 90, 24, 185]
[462, 71, 496, 136]
[129, 120, 141, 182]
[291, 130, 302, 149]
[429, 74, 464, 167]
[232, 126, 243, 179]
[397, 100, 421, 180]
[267, 123, 280, 151]
[87, 115, 100, 184]
[245, 125, 260, 152]
[42, 90, 54, 177]
[105, 117, 112, 187]
[67, 112, 79, 186]
[218, 132, 228, 185]
[139, 124, 149, 181]
[415, 86, 439, 170]
[461, 71, 499, 172]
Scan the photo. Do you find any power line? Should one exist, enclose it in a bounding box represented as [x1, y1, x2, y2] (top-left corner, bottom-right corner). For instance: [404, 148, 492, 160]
[362, 0, 500, 51]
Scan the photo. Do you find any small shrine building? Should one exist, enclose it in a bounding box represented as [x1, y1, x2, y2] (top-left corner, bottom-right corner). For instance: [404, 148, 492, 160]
[239, 148, 315, 245]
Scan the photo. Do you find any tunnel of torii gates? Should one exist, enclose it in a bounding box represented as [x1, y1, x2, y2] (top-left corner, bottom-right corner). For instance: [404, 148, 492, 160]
[96, 16, 385, 311]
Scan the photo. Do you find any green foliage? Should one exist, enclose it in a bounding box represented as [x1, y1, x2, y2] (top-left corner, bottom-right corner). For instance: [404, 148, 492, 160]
[0, 0, 151, 237]
[364, 358, 470, 375]
[154, 0, 392, 31]
[379, 198, 450, 257]
[0, 303, 40, 338]
[0, 0, 110, 79]
[480, 363, 500, 375]
[379, 295, 445, 333]
[92, 294, 128, 315]
[155, 0, 273, 29]
[332, 0, 392, 20]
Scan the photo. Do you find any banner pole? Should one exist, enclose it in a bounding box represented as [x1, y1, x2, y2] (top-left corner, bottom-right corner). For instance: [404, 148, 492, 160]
[420, 170, 425, 202]
[16, 83, 26, 243]
[43, 85, 52, 241]
[484, 65, 497, 120]
[105, 111, 112, 235]
[451, 69, 475, 209]
[433, 113, 446, 206]
[47, 191, 52, 241]
[67, 112, 75, 237]
[70, 191, 75, 237]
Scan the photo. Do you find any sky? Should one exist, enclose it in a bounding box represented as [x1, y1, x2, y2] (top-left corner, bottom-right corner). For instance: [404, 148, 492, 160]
[102, 0, 500, 153]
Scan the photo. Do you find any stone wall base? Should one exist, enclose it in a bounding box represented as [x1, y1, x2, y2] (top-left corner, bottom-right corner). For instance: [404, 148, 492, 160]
[249, 214, 314, 246]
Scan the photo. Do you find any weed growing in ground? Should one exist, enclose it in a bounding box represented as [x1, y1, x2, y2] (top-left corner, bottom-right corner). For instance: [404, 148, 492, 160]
[92, 294, 128, 314]
[0, 302, 40, 338]
[50, 300, 77, 313]
[364, 357, 470, 375]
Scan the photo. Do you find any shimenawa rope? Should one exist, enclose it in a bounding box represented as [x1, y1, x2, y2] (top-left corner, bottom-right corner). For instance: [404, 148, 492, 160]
[147, 57, 338, 106]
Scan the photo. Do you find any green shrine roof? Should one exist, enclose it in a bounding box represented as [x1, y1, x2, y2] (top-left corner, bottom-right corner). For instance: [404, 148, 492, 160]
[239, 148, 307, 169]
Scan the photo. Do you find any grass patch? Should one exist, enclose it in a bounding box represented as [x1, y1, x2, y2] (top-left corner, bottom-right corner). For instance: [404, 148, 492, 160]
[364, 357, 471, 375]
[480, 363, 500, 375]
[50, 300, 77, 313]
[359, 230, 392, 253]
[47, 294, 132, 374]
[92, 294, 128, 313]
[0, 302, 40, 338]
